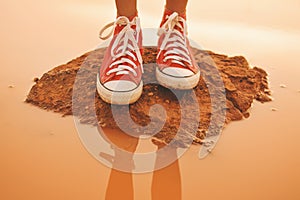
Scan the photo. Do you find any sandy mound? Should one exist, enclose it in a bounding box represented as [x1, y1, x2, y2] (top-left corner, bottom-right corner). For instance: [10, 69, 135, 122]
[26, 47, 271, 147]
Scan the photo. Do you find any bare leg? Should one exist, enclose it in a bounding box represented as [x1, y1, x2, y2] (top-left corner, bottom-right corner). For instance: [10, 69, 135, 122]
[166, 0, 188, 13]
[115, 0, 137, 17]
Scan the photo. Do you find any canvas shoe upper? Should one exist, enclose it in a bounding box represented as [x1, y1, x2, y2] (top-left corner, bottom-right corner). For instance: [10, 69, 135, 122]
[156, 10, 200, 89]
[97, 15, 143, 104]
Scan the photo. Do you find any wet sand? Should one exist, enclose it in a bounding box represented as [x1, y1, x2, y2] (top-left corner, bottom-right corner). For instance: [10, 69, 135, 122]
[1, 0, 300, 199]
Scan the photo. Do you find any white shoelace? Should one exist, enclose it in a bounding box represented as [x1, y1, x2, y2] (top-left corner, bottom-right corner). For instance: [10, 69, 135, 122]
[99, 16, 143, 77]
[157, 12, 192, 67]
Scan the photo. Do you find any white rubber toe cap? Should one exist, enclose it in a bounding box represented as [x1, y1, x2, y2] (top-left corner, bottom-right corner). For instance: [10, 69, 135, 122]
[104, 80, 138, 92]
[156, 67, 200, 90]
[162, 67, 194, 77]
[97, 76, 143, 105]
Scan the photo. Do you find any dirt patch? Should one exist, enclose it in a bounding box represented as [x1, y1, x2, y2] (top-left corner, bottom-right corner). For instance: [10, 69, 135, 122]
[26, 47, 271, 147]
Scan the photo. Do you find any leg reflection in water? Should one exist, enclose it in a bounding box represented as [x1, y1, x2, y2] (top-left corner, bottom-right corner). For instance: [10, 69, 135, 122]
[100, 128, 138, 200]
[152, 144, 182, 200]
[99, 128, 182, 200]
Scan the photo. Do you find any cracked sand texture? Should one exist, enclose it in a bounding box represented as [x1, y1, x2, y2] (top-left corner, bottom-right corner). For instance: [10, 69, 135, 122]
[26, 47, 271, 147]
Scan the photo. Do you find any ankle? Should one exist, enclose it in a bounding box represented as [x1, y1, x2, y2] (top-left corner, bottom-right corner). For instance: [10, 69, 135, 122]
[164, 5, 186, 16]
[117, 10, 138, 20]
[164, 7, 186, 18]
[159, 7, 186, 28]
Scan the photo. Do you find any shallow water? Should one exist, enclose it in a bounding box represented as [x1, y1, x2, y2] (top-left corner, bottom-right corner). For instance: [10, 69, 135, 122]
[1, 0, 300, 199]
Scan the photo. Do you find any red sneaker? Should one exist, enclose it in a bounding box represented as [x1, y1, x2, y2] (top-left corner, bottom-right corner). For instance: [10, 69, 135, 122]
[97, 16, 143, 104]
[156, 10, 200, 90]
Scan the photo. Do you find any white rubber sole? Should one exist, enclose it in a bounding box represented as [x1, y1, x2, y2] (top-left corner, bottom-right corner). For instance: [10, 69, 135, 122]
[96, 75, 143, 105]
[155, 68, 200, 90]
